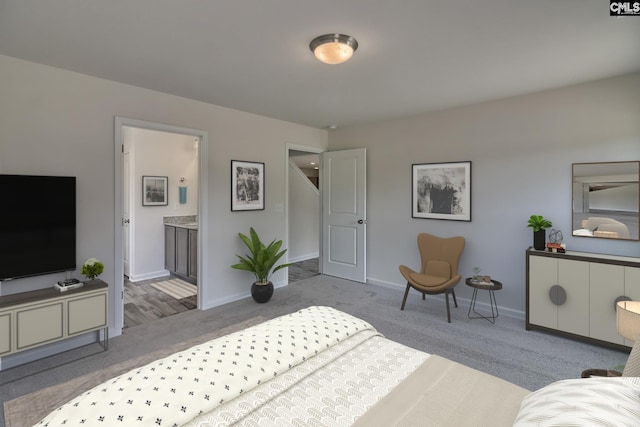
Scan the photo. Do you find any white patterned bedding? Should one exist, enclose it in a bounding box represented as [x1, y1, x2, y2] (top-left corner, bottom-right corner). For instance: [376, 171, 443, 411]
[35, 306, 377, 426]
[36, 306, 423, 427]
[187, 334, 428, 426]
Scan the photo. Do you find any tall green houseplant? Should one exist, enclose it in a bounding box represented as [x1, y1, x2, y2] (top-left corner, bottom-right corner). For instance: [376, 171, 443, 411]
[231, 227, 290, 302]
[527, 214, 552, 250]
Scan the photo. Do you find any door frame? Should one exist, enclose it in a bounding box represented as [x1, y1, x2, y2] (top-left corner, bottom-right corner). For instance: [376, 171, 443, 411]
[284, 143, 324, 277]
[114, 117, 209, 336]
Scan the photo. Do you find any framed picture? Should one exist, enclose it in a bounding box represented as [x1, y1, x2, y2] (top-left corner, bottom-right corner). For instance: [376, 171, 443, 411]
[231, 160, 265, 211]
[142, 176, 168, 206]
[412, 161, 471, 221]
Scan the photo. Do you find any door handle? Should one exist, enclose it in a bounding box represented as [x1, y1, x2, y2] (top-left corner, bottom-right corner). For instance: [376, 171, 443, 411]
[358, 219, 367, 224]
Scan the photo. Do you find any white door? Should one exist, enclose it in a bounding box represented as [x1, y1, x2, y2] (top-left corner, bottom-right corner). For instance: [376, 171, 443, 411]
[321, 148, 367, 282]
[123, 151, 131, 277]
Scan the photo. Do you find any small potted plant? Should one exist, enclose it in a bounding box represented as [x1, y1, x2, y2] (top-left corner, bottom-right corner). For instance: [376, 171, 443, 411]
[527, 215, 553, 250]
[231, 227, 290, 303]
[81, 257, 104, 280]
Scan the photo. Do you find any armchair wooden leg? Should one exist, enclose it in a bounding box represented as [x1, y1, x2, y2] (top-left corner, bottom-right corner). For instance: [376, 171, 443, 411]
[422, 293, 425, 300]
[452, 289, 458, 308]
[401, 284, 410, 310]
[445, 292, 451, 323]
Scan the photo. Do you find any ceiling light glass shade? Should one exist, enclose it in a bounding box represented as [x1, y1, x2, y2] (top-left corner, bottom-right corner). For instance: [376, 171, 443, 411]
[310, 34, 358, 65]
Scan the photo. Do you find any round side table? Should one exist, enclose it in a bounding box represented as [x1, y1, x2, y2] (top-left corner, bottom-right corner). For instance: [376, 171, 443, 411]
[465, 278, 502, 324]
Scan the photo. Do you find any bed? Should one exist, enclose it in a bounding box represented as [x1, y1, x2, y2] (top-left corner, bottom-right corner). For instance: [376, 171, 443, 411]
[35, 306, 640, 426]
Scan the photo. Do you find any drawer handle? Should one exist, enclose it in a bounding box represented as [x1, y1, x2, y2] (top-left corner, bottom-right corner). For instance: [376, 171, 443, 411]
[549, 285, 567, 306]
[614, 296, 631, 312]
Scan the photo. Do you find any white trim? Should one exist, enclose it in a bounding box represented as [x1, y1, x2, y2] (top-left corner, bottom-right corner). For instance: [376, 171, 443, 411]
[288, 253, 320, 264]
[114, 117, 209, 336]
[127, 270, 170, 283]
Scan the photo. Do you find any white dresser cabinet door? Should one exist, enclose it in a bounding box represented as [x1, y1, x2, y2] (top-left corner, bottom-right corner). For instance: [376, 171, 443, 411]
[529, 256, 559, 329]
[0, 313, 11, 355]
[590, 263, 625, 344]
[557, 259, 589, 337]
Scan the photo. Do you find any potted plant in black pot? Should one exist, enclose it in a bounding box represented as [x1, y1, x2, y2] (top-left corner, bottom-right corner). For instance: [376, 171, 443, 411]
[231, 227, 291, 303]
[527, 214, 553, 250]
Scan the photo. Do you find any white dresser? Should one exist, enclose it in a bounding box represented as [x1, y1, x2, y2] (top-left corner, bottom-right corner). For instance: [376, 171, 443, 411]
[0, 280, 108, 358]
[526, 248, 640, 349]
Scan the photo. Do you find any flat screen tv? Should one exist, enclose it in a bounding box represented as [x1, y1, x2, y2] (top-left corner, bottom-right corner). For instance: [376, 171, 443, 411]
[0, 174, 76, 281]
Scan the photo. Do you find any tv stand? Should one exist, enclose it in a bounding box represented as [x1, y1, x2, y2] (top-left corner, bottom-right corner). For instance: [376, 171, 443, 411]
[0, 280, 108, 362]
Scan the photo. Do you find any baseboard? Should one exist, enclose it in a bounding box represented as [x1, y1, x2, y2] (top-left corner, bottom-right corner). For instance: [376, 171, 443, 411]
[366, 277, 525, 320]
[288, 253, 319, 263]
[128, 270, 170, 282]
[200, 279, 288, 310]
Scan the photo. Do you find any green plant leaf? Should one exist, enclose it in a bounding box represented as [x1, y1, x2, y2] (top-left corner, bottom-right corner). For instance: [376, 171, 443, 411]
[527, 214, 552, 232]
[231, 227, 289, 284]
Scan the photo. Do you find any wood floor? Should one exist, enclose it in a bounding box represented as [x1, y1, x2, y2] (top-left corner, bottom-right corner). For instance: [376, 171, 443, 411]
[124, 258, 319, 329]
[123, 277, 196, 329]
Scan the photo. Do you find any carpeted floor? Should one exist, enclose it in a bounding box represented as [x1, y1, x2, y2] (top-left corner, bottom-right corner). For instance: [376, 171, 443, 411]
[0, 274, 630, 427]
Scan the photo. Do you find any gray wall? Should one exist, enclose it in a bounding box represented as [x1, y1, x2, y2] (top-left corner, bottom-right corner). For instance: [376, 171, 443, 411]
[0, 54, 328, 331]
[328, 73, 640, 317]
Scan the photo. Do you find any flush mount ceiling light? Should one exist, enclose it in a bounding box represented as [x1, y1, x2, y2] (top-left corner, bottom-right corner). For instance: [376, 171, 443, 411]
[309, 34, 358, 65]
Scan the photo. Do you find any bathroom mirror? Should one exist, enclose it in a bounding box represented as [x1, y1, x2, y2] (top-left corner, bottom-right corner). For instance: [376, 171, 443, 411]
[572, 161, 639, 241]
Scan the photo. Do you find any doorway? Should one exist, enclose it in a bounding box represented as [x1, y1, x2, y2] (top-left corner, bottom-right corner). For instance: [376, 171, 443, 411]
[114, 117, 209, 336]
[286, 145, 322, 281]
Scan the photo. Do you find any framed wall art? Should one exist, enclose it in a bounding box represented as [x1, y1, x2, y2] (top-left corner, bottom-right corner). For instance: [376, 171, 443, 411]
[142, 176, 168, 206]
[412, 161, 471, 221]
[231, 160, 265, 211]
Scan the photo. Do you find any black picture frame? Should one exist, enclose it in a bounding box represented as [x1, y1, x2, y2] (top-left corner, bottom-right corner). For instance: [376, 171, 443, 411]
[231, 160, 265, 211]
[142, 176, 168, 206]
[412, 161, 471, 221]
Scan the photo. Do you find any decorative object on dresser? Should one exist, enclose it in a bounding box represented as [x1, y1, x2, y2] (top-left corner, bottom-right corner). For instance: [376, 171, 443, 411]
[526, 214, 552, 250]
[526, 248, 640, 350]
[54, 278, 84, 292]
[399, 233, 465, 322]
[81, 257, 104, 280]
[231, 227, 290, 303]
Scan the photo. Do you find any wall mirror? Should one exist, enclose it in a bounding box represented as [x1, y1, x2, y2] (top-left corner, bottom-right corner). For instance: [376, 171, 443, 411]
[572, 161, 639, 241]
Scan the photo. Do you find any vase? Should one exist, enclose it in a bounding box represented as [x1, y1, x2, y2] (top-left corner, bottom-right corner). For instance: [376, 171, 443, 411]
[251, 281, 274, 303]
[533, 230, 546, 250]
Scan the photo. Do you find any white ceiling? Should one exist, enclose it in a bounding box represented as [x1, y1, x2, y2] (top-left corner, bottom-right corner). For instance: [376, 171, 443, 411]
[1, 1, 638, 129]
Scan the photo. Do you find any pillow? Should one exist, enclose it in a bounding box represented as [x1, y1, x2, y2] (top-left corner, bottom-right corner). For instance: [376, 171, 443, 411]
[425, 260, 450, 280]
[513, 377, 640, 426]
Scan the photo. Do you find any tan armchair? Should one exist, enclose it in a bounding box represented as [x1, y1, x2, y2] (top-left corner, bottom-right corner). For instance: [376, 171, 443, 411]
[399, 233, 465, 323]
